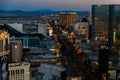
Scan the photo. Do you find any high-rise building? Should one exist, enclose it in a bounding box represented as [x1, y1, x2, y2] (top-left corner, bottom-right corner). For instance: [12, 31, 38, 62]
[92, 5, 120, 45]
[0, 30, 10, 80]
[8, 62, 30, 80]
[59, 12, 78, 26]
[9, 40, 22, 63]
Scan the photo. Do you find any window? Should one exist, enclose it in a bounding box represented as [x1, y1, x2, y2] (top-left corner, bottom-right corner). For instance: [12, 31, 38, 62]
[0, 40, 3, 52]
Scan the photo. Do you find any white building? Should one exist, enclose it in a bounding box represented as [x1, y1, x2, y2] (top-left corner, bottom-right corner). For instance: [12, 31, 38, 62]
[8, 62, 30, 80]
[8, 23, 23, 32]
[38, 23, 47, 36]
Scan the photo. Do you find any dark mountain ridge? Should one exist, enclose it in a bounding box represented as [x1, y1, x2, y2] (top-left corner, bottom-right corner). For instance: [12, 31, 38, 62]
[0, 9, 88, 16]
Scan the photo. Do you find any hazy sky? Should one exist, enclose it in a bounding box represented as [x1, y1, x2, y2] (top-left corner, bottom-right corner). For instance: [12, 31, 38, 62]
[0, 0, 120, 11]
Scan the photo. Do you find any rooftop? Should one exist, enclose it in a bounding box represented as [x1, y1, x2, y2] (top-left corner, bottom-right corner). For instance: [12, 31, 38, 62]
[60, 12, 77, 15]
[9, 62, 30, 67]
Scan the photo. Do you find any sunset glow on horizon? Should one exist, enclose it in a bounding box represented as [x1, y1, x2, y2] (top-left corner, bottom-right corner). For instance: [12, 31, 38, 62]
[0, 0, 120, 11]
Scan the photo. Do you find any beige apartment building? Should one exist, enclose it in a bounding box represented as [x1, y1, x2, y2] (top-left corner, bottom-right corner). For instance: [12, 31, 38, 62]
[59, 12, 78, 26]
[8, 62, 30, 80]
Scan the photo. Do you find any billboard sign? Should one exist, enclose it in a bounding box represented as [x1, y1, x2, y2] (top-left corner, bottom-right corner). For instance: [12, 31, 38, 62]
[78, 22, 88, 35]
[77, 22, 89, 40]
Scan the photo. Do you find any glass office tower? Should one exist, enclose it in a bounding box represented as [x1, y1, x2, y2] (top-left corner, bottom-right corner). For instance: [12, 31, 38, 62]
[92, 5, 120, 45]
[114, 5, 120, 43]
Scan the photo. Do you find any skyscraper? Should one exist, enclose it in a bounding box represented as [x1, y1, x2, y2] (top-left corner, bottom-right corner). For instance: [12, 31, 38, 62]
[0, 30, 10, 80]
[92, 4, 120, 45]
[59, 12, 78, 26]
[9, 40, 22, 63]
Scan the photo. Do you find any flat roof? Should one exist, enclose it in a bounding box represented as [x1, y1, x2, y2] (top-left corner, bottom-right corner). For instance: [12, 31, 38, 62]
[9, 62, 30, 67]
[60, 12, 77, 14]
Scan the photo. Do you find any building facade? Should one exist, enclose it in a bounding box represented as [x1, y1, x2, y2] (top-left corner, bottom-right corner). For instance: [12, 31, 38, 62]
[0, 30, 10, 80]
[74, 22, 89, 41]
[92, 5, 120, 45]
[9, 40, 22, 63]
[38, 23, 47, 36]
[38, 63, 66, 80]
[8, 62, 30, 80]
[59, 12, 78, 26]
[23, 23, 38, 33]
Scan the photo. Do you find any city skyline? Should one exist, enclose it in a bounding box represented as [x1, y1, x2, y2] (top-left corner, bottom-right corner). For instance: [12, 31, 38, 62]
[0, 0, 120, 11]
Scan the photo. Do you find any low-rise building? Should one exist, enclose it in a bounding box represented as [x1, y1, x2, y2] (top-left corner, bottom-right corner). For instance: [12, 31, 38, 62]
[8, 62, 30, 80]
[38, 63, 66, 80]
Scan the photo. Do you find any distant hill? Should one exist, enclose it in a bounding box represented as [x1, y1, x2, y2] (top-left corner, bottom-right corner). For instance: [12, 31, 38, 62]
[0, 9, 88, 16]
